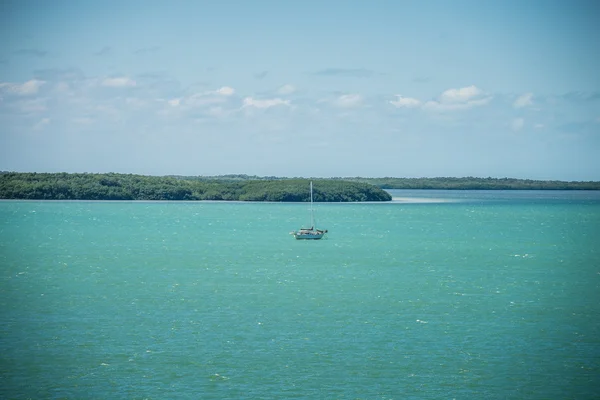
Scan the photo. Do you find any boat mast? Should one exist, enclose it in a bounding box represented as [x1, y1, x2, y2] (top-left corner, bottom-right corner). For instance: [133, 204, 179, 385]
[310, 181, 314, 229]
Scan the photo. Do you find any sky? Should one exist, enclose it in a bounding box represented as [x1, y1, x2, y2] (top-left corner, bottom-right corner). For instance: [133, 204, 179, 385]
[0, 0, 599, 180]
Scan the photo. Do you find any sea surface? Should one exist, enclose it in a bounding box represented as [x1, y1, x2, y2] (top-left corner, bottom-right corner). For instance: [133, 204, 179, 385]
[1, 190, 599, 399]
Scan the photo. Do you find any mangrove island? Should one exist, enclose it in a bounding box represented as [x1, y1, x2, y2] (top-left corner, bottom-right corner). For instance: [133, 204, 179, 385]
[1, 172, 598, 202]
[0, 173, 392, 202]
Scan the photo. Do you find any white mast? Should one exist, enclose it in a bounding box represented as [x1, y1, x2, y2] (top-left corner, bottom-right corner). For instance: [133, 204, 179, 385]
[310, 181, 314, 229]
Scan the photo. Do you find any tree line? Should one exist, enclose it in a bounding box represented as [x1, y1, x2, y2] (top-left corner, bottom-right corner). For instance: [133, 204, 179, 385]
[339, 176, 600, 190]
[1, 173, 597, 202]
[0, 173, 392, 202]
[170, 174, 600, 190]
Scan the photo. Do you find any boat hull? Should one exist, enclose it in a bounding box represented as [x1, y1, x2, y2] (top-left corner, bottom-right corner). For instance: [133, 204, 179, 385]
[293, 233, 324, 240]
[291, 229, 326, 240]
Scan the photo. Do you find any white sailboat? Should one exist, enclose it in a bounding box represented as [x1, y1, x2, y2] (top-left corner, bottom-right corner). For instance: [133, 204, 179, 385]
[291, 181, 328, 240]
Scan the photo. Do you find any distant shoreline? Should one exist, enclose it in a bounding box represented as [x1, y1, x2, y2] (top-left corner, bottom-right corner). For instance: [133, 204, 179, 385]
[1, 172, 598, 202]
[0, 173, 392, 202]
[164, 174, 599, 190]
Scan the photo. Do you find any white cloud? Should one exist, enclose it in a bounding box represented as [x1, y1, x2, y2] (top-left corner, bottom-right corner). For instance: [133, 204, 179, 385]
[215, 86, 234, 96]
[514, 92, 533, 108]
[390, 95, 421, 108]
[423, 97, 492, 111]
[334, 94, 362, 108]
[439, 85, 482, 103]
[170, 87, 235, 109]
[243, 97, 290, 108]
[33, 117, 50, 130]
[278, 84, 296, 95]
[0, 79, 45, 95]
[168, 98, 181, 107]
[388, 85, 491, 112]
[424, 85, 492, 111]
[20, 80, 46, 94]
[187, 94, 228, 107]
[534, 123, 544, 129]
[511, 118, 524, 131]
[102, 77, 136, 87]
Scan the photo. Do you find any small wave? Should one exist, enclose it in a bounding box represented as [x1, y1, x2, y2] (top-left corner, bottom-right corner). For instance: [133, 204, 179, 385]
[210, 373, 229, 381]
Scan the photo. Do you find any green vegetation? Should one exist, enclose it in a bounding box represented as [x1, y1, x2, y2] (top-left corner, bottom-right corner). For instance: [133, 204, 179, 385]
[0, 172, 392, 202]
[339, 176, 600, 190]
[173, 174, 600, 190]
[1, 173, 597, 202]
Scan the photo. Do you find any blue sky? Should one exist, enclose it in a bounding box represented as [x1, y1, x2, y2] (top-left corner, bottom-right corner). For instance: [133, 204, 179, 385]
[1, 0, 599, 180]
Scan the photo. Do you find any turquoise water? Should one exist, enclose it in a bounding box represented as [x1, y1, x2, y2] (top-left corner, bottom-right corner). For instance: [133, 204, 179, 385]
[1, 191, 599, 399]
